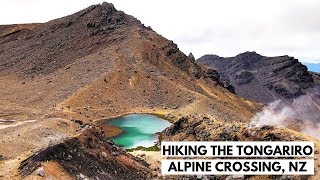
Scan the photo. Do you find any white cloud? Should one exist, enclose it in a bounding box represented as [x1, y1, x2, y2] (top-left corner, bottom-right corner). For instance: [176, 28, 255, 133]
[0, 0, 320, 63]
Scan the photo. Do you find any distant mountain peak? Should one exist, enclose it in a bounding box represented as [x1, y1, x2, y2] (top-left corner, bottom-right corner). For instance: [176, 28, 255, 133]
[197, 52, 319, 104]
[237, 51, 259, 56]
[101, 1, 116, 8]
[235, 51, 262, 61]
[188, 52, 195, 61]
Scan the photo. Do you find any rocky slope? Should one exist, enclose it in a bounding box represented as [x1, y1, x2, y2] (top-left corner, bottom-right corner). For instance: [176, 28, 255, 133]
[197, 52, 320, 104]
[163, 115, 320, 179]
[0, 2, 261, 179]
[19, 128, 150, 179]
[0, 3, 257, 122]
[0, 2, 319, 179]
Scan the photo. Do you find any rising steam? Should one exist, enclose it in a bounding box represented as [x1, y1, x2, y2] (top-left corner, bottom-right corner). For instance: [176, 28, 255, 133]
[249, 88, 320, 140]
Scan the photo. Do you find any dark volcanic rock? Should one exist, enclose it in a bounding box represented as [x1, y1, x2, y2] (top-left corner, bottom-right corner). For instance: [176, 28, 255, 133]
[234, 70, 254, 85]
[19, 128, 150, 179]
[163, 116, 302, 142]
[197, 51, 319, 104]
[204, 68, 235, 93]
[0, 2, 143, 76]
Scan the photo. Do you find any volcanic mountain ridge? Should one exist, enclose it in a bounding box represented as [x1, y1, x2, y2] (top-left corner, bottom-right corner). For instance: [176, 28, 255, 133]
[0, 2, 319, 179]
[197, 52, 320, 104]
[0, 2, 261, 179]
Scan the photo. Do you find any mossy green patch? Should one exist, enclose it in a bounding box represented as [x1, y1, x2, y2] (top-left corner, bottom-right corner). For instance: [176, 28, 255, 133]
[126, 145, 160, 152]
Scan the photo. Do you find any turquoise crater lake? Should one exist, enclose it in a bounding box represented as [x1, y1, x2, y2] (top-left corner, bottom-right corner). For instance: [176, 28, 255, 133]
[105, 114, 171, 149]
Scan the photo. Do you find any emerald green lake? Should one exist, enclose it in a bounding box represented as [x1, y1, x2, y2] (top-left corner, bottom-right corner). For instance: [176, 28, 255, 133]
[105, 114, 171, 149]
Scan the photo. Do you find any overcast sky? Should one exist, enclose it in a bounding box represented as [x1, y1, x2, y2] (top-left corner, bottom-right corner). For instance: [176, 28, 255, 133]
[1, 0, 320, 63]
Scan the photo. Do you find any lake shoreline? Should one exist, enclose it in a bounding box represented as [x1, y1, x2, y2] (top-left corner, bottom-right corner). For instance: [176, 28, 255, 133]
[101, 114, 171, 149]
[98, 113, 172, 140]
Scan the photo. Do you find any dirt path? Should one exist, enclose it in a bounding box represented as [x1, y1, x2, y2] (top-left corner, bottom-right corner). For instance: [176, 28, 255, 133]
[0, 119, 36, 130]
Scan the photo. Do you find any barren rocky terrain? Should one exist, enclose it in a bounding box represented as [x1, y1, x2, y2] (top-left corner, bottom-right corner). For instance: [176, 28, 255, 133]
[163, 115, 320, 179]
[198, 52, 320, 126]
[0, 2, 319, 179]
[197, 52, 320, 104]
